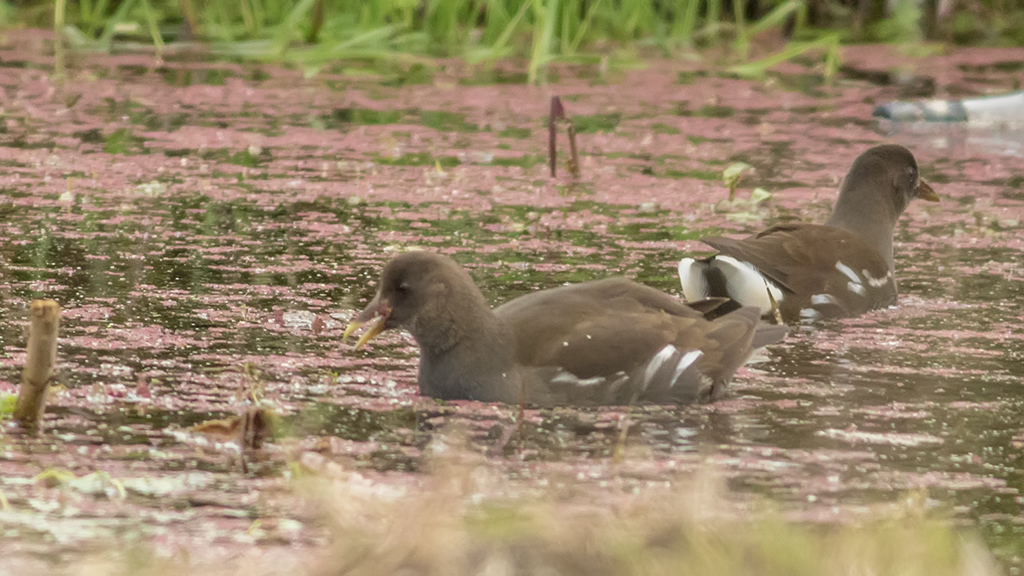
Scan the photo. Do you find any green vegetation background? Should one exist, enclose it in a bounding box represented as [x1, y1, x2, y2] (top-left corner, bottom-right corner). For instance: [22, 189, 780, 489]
[3, 0, 1024, 83]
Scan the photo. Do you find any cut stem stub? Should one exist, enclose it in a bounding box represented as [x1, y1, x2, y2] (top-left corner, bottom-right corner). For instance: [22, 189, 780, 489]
[14, 300, 61, 433]
[549, 96, 581, 179]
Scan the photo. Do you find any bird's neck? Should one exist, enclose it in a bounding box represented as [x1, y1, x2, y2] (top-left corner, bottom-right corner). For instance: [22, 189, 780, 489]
[826, 190, 897, 273]
[408, 286, 501, 352]
[412, 294, 521, 402]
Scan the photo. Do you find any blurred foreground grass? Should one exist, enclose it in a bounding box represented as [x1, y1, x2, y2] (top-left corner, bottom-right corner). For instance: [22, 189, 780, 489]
[64, 435, 1000, 576]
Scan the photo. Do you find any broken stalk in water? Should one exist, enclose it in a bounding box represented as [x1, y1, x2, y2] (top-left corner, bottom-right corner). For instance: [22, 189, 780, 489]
[549, 95, 581, 179]
[14, 300, 61, 434]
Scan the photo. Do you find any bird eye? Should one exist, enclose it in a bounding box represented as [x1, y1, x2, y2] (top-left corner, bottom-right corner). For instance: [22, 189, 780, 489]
[397, 281, 410, 293]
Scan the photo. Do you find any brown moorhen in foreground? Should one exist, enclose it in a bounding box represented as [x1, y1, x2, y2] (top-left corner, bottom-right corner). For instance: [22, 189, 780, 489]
[345, 251, 787, 406]
[678, 144, 938, 322]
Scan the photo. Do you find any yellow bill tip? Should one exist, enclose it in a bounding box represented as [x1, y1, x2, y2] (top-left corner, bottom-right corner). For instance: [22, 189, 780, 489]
[342, 320, 364, 342]
[353, 316, 387, 350]
[917, 180, 939, 202]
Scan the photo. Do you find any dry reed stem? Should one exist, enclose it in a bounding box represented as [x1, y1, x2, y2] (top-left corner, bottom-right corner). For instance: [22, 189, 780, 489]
[14, 299, 61, 432]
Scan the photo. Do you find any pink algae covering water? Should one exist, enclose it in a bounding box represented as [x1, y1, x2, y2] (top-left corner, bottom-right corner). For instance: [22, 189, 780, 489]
[0, 30, 1023, 571]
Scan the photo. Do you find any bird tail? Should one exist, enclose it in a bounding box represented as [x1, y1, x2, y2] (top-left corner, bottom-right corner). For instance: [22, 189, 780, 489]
[698, 306, 787, 400]
[679, 255, 780, 316]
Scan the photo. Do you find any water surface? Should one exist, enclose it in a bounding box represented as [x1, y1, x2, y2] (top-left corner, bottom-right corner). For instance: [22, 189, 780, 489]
[1, 35, 1022, 570]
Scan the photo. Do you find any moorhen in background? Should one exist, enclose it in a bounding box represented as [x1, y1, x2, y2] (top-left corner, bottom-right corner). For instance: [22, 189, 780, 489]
[678, 144, 938, 322]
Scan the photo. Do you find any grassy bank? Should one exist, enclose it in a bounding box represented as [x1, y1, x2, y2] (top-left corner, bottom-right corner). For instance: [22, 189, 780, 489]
[3, 0, 1024, 82]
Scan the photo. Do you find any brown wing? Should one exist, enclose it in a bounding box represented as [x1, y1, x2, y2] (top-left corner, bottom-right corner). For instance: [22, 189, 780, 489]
[702, 223, 892, 317]
[494, 278, 783, 384]
[494, 278, 705, 379]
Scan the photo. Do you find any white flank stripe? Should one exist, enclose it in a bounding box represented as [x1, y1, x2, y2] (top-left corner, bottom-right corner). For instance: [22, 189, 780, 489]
[642, 344, 677, 391]
[668, 350, 703, 388]
[551, 371, 604, 387]
[811, 293, 838, 306]
[862, 269, 891, 288]
[835, 261, 860, 284]
[607, 372, 629, 395]
[799, 308, 821, 320]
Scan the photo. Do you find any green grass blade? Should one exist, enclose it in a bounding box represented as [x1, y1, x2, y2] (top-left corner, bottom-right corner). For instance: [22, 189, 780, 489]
[329, 25, 402, 54]
[726, 33, 840, 78]
[467, 0, 531, 63]
[733, 0, 749, 58]
[706, 0, 721, 29]
[674, 0, 702, 48]
[528, 0, 559, 85]
[747, 0, 802, 37]
[568, 0, 604, 55]
[138, 0, 164, 59]
[86, 0, 110, 37]
[97, 0, 137, 47]
[54, 0, 66, 77]
[273, 0, 318, 54]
